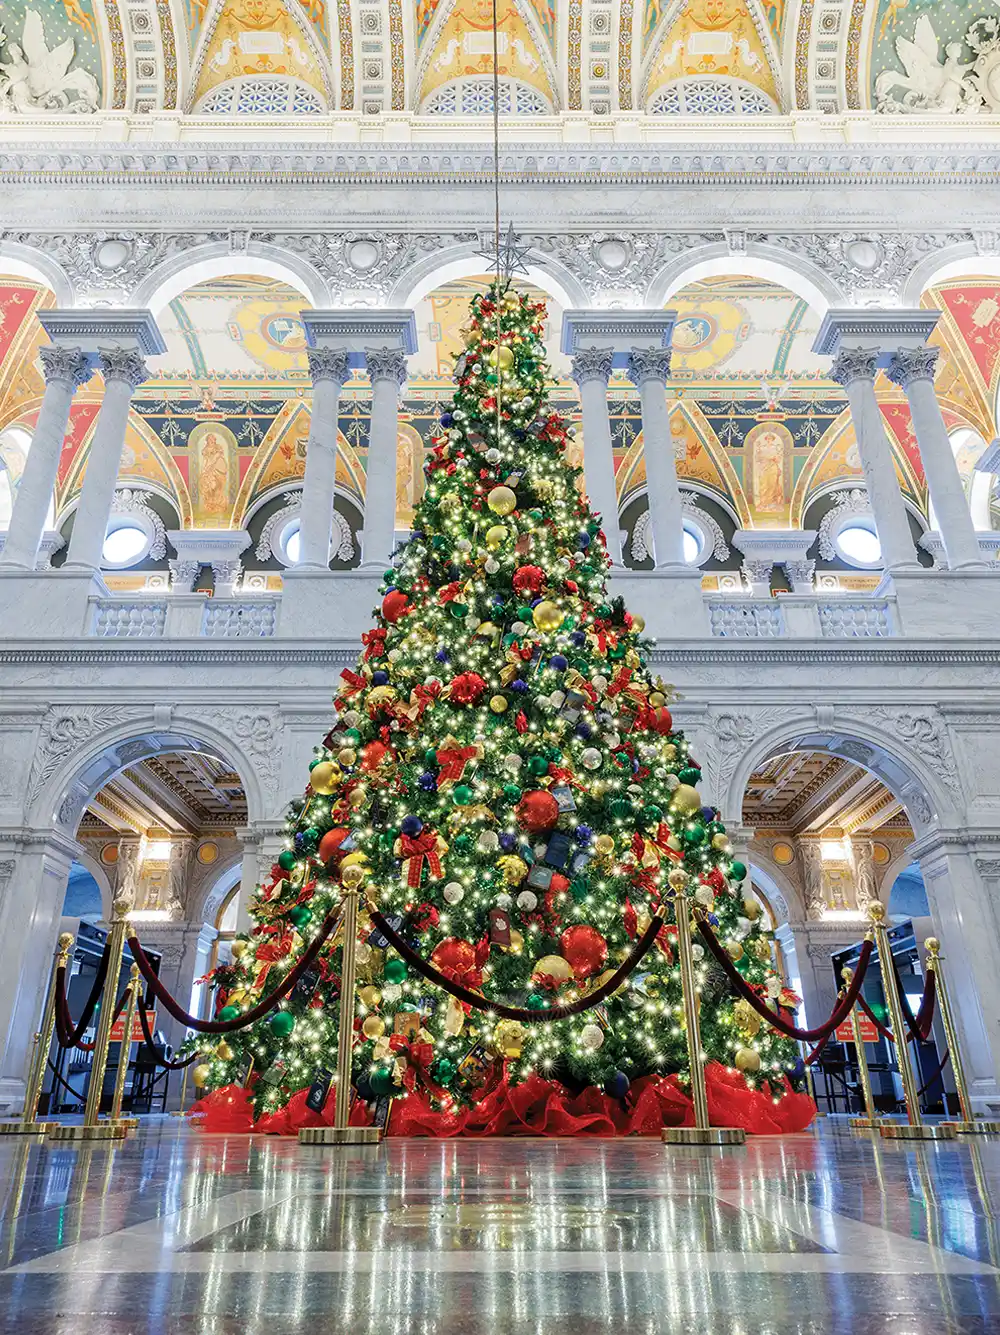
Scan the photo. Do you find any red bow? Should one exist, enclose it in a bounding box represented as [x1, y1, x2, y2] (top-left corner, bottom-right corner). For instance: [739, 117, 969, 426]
[361, 629, 387, 660]
[388, 1034, 435, 1092]
[412, 902, 439, 933]
[339, 669, 368, 698]
[436, 743, 479, 787]
[399, 830, 443, 887]
[438, 582, 462, 604]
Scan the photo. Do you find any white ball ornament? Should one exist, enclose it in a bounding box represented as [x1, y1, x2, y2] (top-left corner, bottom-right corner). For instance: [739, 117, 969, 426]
[591, 676, 609, 695]
[665, 773, 680, 791]
[357, 943, 373, 966]
[443, 882, 464, 905]
[382, 983, 403, 1004]
[477, 830, 500, 855]
[604, 732, 621, 750]
[343, 710, 361, 729]
[580, 1024, 605, 1051]
[455, 538, 472, 553]
[511, 621, 528, 636]
[486, 448, 501, 464]
[495, 892, 513, 911]
[485, 558, 500, 574]
[694, 885, 715, 907]
[504, 754, 523, 773]
[580, 748, 603, 771]
[466, 616, 482, 632]
[691, 943, 705, 961]
[516, 890, 537, 912]
[388, 648, 402, 663]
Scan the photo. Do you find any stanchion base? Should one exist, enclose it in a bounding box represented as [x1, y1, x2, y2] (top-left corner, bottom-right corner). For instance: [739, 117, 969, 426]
[662, 1126, 746, 1147]
[948, 1120, 1000, 1136]
[47, 1121, 130, 1143]
[850, 1117, 881, 1130]
[879, 1121, 957, 1142]
[298, 1126, 383, 1146]
[0, 1121, 56, 1136]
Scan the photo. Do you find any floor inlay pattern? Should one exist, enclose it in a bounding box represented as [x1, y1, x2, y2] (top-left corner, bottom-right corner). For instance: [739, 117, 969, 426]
[1, 1119, 1000, 1332]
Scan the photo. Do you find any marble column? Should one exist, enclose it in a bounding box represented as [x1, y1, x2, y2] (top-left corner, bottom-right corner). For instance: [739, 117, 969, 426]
[0, 345, 92, 570]
[627, 346, 686, 567]
[65, 348, 150, 571]
[360, 347, 408, 568]
[886, 345, 984, 570]
[299, 347, 350, 569]
[235, 829, 262, 936]
[570, 348, 622, 565]
[829, 347, 920, 571]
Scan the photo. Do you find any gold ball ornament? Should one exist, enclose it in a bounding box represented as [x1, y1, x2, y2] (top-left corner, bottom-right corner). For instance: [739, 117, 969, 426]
[649, 691, 666, 708]
[341, 864, 366, 889]
[667, 868, 689, 892]
[367, 685, 398, 707]
[594, 969, 617, 990]
[503, 292, 520, 311]
[732, 998, 761, 1039]
[341, 850, 368, 872]
[359, 985, 382, 1008]
[752, 937, 772, 962]
[309, 761, 343, 795]
[487, 485, 517, 516]
[504, 928, 525, 954]
[532, 600, 563, 632]
[348, 784, 370, 807]
[671, 784, 701, 815]
[362, 1015, 386, 1040]
[630, 614, 645, 634]
[711, 833, 732, 852]
[489, 694, 509, 714]
[216, 1040, 234, 1062]
[498, 854, 529, 886]
[439, 492, 462, 512]
[230, 940, 248, 960]
[192, 1063, 212, 1089]
[532, 954, 573, 985]
[734, 1047, 761, 1074]
[488, 345, 515, 370]
[726, 941, 744, 962]
[594, 834, 615, 857]
[337, 747, 358, 768]
[742, 897, 762, 921]
[493, 1018, 526, 1059]
[485, 524, 508, 550]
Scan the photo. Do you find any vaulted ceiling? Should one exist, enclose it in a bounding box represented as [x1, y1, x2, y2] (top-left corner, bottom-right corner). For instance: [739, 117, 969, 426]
[3, 0, 999, 119]
[79, 751, 248, 836]
[743, 751, 911, 838]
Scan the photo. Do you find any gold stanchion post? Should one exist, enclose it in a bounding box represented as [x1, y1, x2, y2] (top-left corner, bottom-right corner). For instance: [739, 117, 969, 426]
[109, 964, 140, 1132]
[300, 882, 382, 1146]
[170, 1057, 190, 1118]
[926, 938, 1000, 1135]
[50, 894, 134, 1142]
[663, 893, 745, 1148]
[843, 966, 880, 1131]
[0, 932, 74, 1135]
[867, 904, 955, 1141]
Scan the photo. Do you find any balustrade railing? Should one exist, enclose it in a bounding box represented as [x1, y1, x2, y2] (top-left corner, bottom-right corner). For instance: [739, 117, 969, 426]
[708, 600, 784, 638]
[817, 600, 893, 639]
[92, 599, 167, 638]
[202, 600, 278, 638]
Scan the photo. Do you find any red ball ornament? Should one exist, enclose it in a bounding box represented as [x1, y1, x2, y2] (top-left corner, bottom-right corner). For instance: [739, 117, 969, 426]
[516, 790, 559, 833]
[561, 924, 608, 979]
[318, 827, 350, 863]
[360, 740, 391, 773]
[431, 938, 476, 974]
[448, 671, 487, 705]
[512, 564, 546, 596]
[382, 590, 410, 624]
[652, 707, 673, 735]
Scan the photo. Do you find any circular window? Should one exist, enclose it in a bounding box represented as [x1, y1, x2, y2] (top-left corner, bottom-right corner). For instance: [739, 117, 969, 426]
[682, 522, 704, 564]
[279, 519, 301, 566]
[835, 521, 882, 568]
[102, 521, 151, 567]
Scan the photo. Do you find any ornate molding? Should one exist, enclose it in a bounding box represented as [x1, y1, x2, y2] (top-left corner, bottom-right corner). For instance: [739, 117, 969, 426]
[570, 347, 614, 386]
[632, 492, 728, 565]
[2, 230, 225, 300]
[627, 347, 672, 385]
[111, 488, 167, 559]
[204, 707, 283, 803]
[38, 344, 91, 388]
[306, 347, 350, 384]
[885, 345, 940, 390]
[364, 346, 408, 386]
[263, 231, 478, 301]
[818, 489, 871, 560]
[829, 348, 879, 388]
[26, 706, 146, 807]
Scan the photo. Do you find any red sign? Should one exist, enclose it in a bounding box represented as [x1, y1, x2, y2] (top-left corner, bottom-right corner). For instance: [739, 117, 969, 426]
[835, 1012, 879, 1044]
[110, 1012, 153, 1043]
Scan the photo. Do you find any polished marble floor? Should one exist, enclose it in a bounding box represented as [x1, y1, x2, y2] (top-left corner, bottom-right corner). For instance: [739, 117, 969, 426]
[2, 1118, 1000, 1333]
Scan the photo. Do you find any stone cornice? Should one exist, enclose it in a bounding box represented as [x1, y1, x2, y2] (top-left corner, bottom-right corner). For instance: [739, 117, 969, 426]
[5, 143, 1000, 188]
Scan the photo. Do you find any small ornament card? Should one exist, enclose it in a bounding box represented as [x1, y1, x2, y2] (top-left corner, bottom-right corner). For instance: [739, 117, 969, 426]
[489, 907, 512, 946]
[305, 1067, 333, 1113]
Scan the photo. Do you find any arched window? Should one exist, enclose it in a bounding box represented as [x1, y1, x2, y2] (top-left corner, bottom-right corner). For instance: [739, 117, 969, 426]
[649, 78, 777, 116]
[196, 78, 325, 116]
[423, 78, 551, 116]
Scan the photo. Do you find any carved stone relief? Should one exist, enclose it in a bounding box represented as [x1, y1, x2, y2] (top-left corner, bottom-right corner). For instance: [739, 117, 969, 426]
[27, 707, 145, 808]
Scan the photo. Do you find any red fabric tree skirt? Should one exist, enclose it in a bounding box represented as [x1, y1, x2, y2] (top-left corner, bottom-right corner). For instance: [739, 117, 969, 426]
[188, 1064, 815, 1137]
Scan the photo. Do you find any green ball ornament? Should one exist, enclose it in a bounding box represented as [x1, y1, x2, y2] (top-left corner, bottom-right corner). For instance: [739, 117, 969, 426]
[678, 767, 701, 786]
[288, 905, 312, 928]
[609, 798, 634, 821]
[570, 877, 590, 904]
[431, 1057, 457, 1087]
[369, 1067, 395, 1097]
[730, 859, 748, 882]
[448, 602, 469, 620]
[503, 783, 522, 801]
[384, 958, 407, 985]
[640, 804, 663, 829]
[453, 784, 474, 805]
[595, 603, 613, 619]
[453, 833, 473, 855]
[516, 605, 535, 623]
[682, 824, 706, 846]
[219, 1005, 240, 1022]
[271, 1011, 295, 1038]
[344, 728, 362, 746]
[277, 850, 297, 872]
[308, 758, 323, 771]
[527, 993, 547, 1010]
[528, 755, 549, 777]
[424, 748, 439, 768]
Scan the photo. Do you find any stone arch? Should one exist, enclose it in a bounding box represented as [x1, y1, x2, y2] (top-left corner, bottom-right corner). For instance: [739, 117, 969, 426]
[392, 245, 588, 311]
[29, 713, 269, 840]
[902, 246, 1000, 309]
[721, 712, 957, 835]
[0, 243, 73, 306]
[747, 854, 800, 927]
[131, 243, 331, 315]
[67, 844, 116, 922]
[647, 243, 843, 312]
[192, 854, 243, 926]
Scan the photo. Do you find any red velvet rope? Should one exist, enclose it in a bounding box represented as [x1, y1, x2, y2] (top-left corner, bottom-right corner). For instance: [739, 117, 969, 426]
[917, 1046, 950, 1099]
[136, 996, 200, 1070]
[53, 942, 112, 1049]
[889, 949, 936, 1041]
[697, 916, 875, 1041]
[126, 904, 343, 1034]
[367, 905, 665, 1022]
[71, 986, 133, 1052]
[856, 993, 898, 1043]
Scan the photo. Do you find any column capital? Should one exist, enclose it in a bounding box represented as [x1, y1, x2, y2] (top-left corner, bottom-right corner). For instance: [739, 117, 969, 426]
[97, 346, 150, 390]
[829, 346, 879, 388]
[38, 344, 92, 389]
[885, 344, 940, 389]
[307, 346, 350, 385]
[364, 346, 408, 387]
[627, 346, 672, 385]
[570, 346, 614, 387]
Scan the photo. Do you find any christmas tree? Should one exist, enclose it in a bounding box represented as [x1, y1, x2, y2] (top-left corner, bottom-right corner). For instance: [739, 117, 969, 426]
[196, 282, 806, 1130]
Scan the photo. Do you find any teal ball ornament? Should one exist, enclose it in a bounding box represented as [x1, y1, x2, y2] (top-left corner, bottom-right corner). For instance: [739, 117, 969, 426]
[270, 1011, 295, 1038]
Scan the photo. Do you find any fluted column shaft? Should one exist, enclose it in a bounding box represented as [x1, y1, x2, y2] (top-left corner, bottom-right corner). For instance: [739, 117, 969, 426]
[1, 345, 92, 570]
[65, 348, 150, 571]
[886, 345, 983, 569]
[360, 347, 407, 568]
[570, 348, 622, 565]
[829, 348, 919, 571]
[299, 348, 350, 569]
[627, 347, 686, 567]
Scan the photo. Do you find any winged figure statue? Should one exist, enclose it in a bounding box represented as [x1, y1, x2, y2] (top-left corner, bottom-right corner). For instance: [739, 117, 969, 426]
[875, 14, 976, 113]
[0, 9, 100, 113]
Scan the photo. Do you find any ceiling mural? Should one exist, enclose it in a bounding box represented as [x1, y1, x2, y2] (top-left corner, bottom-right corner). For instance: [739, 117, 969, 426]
[871, 1, 1000, 114]
[0, 0, 103, 113]
[643, 0, 780, 110]
[1, 267, 998, 576]
[418, 0, 553, 110]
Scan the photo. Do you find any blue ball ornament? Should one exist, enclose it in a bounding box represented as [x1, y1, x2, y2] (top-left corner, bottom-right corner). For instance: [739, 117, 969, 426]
[418, 772, 438, 792]
[372, 670, 389, 686]
[575, 825, 593, 845]
[400, 815, 423, 837]
[571, 631, 587, 647]
[511, 679, 528, 693]
[577, 532, 591, 549]
[789, 1057, 806, 1081]
[499, 832, 517, 852]
[708, 913, 719, 927]
[440, 412, 454, 427]
[605, 1071, 630, 1099]
[550, 654, 568, 672]
[575, 722, 592, 740]
[435, 649, 450, 663]
[700, 806, 715, 822]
